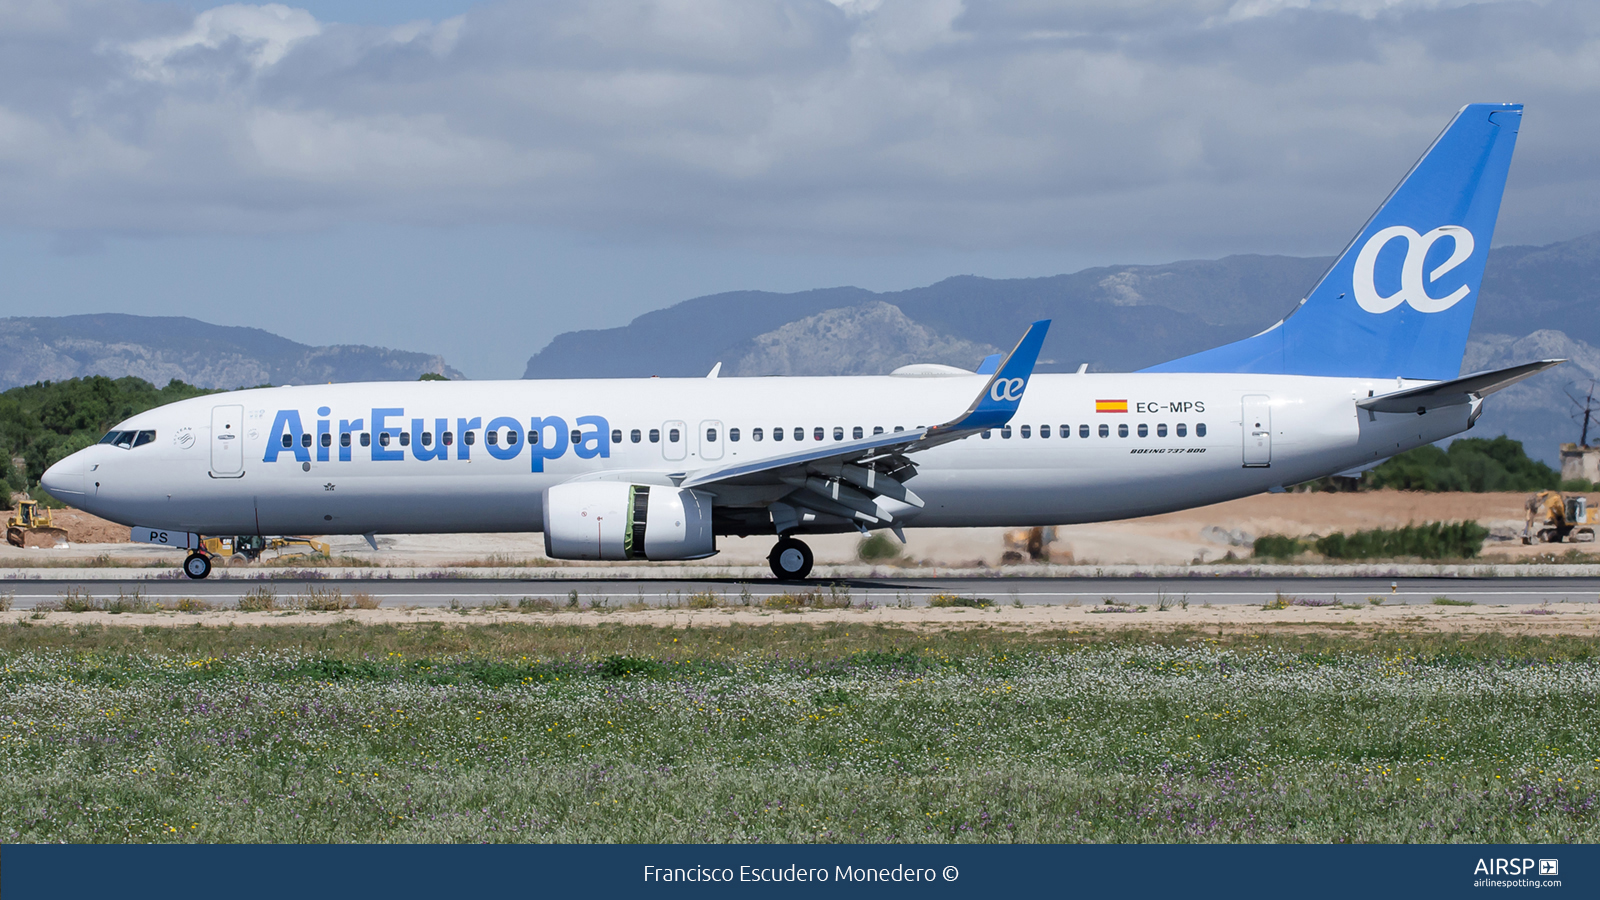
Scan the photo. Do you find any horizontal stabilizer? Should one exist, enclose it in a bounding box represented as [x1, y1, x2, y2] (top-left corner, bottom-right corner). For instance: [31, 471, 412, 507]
[1356, 359, 1563, 414]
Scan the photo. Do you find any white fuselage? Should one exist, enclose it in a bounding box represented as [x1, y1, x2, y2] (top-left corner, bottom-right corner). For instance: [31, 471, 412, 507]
[43, 371, 1472, 539]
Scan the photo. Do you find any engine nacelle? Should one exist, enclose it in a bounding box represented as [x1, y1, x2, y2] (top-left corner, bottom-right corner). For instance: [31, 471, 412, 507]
[542, 482, 716, 561]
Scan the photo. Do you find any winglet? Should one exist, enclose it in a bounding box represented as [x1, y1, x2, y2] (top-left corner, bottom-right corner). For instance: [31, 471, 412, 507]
[933, 320, 1050, 434]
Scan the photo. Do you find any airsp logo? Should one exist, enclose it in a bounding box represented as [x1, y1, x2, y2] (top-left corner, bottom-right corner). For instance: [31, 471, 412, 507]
[1353, 224, 1475, 314]
[990, 377, 1025, 402]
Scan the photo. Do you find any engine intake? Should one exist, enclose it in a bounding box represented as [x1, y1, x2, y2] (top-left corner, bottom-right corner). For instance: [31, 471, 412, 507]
[543, 482, 716, 561]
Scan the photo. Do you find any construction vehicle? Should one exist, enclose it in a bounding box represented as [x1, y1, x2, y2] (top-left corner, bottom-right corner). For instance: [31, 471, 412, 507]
[1523, 490, 1598, 544]
[6, 498, 70, 548]
[201, 534, 331, 562]
[1001, 526, 1057, 563]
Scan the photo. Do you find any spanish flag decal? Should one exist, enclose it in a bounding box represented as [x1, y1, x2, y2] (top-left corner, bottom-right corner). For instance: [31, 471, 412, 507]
[1095, 399, 1128, 413]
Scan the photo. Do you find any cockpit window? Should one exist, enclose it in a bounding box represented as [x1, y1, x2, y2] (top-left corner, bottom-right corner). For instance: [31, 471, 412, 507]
[100, 430, 154, 448]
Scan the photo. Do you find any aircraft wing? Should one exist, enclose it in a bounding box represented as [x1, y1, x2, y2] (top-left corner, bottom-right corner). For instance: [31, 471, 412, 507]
[1357, 359, 1564, 414]
[676, 320, 1050, 528]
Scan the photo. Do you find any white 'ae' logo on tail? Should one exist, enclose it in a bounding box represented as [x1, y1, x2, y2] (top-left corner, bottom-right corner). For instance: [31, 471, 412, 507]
[990, 378, 1025, 402]
[1352, 225, 1475, 314]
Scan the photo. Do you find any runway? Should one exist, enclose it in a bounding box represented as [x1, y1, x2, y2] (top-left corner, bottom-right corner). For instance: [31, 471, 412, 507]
[6, 575, 1599, 609]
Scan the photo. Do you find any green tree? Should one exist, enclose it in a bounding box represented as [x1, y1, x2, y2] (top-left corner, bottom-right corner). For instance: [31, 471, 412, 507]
[1365, 436, 1558, 492]
[0, 376, 217, 489]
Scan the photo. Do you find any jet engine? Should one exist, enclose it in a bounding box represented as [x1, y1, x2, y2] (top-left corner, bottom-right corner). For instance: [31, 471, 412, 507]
[542, 482, 716, 561]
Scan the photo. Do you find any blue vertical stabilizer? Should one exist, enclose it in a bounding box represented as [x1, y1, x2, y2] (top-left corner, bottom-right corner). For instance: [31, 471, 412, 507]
[1144, 103, 1522, 380]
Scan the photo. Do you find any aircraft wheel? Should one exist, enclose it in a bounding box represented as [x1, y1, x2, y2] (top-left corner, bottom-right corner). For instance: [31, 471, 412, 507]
[183, 553, 212, 580]
[768, 537, 813, 581]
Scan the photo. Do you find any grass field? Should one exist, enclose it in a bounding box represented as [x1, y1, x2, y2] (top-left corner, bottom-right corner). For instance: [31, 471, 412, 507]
[0, 622, 1595, 843]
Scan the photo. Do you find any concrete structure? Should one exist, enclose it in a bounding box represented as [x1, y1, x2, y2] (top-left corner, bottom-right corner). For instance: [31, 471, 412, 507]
[1560, 443, 1600, 484]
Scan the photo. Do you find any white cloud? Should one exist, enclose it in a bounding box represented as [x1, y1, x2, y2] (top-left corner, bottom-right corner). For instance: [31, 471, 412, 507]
[0, 0, 1596, 254]
[119, 3, 321, 80]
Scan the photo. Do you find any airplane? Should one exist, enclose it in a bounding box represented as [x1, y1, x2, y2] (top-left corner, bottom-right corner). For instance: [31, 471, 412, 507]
[41, 102, 1558, 581]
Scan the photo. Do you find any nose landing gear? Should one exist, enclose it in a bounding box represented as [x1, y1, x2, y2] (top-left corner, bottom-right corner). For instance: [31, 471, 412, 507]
[768, 537, 813, 581]
[183, 552, 212, 580]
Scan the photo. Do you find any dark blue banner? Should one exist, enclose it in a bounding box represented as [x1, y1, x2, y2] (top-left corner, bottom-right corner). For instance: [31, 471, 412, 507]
[3, 844, 1594, 899]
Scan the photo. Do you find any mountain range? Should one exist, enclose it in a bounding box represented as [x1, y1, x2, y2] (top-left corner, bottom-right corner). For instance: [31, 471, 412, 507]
[4, 234, 1595, 468]
[0, 314, 461, 391]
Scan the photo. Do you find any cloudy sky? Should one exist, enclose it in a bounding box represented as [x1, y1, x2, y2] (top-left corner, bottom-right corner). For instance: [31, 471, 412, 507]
[2, 0, 1596, 377]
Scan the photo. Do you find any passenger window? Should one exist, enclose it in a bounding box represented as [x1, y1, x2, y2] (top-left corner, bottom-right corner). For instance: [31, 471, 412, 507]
[1118, 424, 1129, 438]
[421, 432, 432, 447]
[706, 428, 717, 443]
[893, 426, 904, 432]
[1080, 425, 1090, 438]
[361, 433, 371, 447]
[399, 432, 411, 447]
[814, 427, 824, 441]
[1098, 424, 1109, 438]
[611, 429, 622, 444]
[795, 427, 804, 441]
[631, 429, 642, 443]
[982, 430, 991, 439]
[832, 427, 843, 441]
[649, 428, 660, 443]
[729, 428, 740, 442]
[443, 431, 454, 446]
[281, 434, 293, 449]
[380, 432, 392, 447]
[1020, 425, 1031, 439]
[669, 428, 680, 443]
[301, 433, 313, 448]
[340, 433, 351, 448]
[464, 431, 476, 446]
[321, 432, 332, 448]
[753, 428, 764, 441]
[1197, 423, 1208, 437]
[506, 430, 517, 445]
[1001, 426, 1012, 439]
[1176, 423, 1187, 437]
[486, 430, 497, 446]
[570, 430, 581, 444]
[133, 430, 156, 447]
[872, 426, 883, 435]
[852, 426, 863, 440]
[1137, 424, 1147, 438]
[1157, 424, 1167, 438]
[1040, 425, 1051, 438]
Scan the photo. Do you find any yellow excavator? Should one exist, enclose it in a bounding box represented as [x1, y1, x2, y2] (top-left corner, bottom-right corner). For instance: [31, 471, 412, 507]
[1523, 490, 1598, 544]
[6, 498, 70, 548]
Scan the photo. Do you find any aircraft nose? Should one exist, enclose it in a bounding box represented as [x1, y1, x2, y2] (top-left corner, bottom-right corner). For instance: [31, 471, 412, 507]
[41, 453, 85, 498]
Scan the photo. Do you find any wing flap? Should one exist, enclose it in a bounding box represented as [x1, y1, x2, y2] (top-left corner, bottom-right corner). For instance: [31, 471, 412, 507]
[676, 320, 1050, 529]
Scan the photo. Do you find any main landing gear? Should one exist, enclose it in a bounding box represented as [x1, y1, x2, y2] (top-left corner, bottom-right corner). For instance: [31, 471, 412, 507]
[768, 537, 813, 581]
[183, 552, 212, 580]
